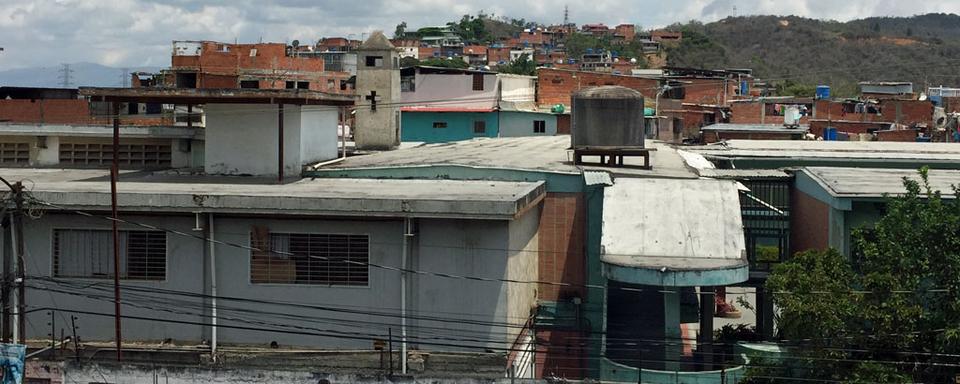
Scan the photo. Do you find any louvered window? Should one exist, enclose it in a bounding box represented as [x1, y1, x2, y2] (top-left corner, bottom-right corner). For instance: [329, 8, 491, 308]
[250, 231, 369, 286]
[53, 229, 166, 280]
[0, 142, 29, 164]
[59, 139, 171, 167]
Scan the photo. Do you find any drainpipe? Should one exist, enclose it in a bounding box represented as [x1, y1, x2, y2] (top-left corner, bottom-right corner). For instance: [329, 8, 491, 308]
[208, 213, 218, 360]
[401, 217, 415, 374]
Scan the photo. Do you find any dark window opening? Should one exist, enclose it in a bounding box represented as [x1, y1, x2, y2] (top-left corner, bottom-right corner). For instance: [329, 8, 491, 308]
[365, 55, 384, 67]
[297, 81, 309, 89]
[473, 120, 486, 134]
[127, 102, 139, 115]
[240, 80, 260, 89]
[285, 81, 295, 89]
[433, 122, 448, 129]
[175, 72, 197, 89]
[533, 120, 546, 133]
[472, 73, 484, 91]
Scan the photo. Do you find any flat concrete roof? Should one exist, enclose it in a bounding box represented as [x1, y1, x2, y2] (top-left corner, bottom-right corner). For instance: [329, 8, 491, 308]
[803, 166, 960, 199]
[0, 123, 203, 139]
[320, 136, 699, 179]
[80, 87, 354, 106]
[0, 168, 544, 220]
[687, 140, 960, 162]
[601, 178, 748, 286]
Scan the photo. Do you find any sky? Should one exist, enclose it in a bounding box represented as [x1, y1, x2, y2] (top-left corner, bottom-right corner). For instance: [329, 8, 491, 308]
[2, 0, 960, 70]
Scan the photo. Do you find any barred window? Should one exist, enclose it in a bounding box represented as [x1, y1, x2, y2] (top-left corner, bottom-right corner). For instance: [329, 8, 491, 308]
[53, 229, 166, 280]
[250, 231, 369, 286]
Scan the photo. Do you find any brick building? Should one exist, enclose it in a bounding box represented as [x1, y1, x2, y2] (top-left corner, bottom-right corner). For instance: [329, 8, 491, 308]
[163, 41, 352, 94]
[536, 68, 659, 108]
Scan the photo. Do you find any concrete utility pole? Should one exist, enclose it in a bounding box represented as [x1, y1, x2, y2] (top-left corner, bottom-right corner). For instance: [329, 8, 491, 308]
[0, 177, 25, 344]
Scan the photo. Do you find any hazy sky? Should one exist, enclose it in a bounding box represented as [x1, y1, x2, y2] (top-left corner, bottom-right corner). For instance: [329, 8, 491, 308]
[2, 0, 959, 70]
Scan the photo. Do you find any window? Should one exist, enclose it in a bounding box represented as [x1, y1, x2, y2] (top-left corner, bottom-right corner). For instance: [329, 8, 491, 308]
[250, 232, 369, 286]
[472, 73, 484, 91]
[53, 229, 166, 280]
[365, 55, 384, 67]
[473, 120, 486, 134]
[433, 122, 448, 129]
[285, 81, 295, 89]
[240, 80, 260, 89]
[59, 139, 172, 167]
[297, 81, 310, 89]
[0, 142, 29, 164]
[533, 120, 546, 133]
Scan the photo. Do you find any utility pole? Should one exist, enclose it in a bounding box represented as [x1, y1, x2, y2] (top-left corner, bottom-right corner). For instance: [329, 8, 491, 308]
[58, 64, 74, 88]
[110, 102, 122, 361]
[0, 177, 24, 344]
[120, 68, 129, 87]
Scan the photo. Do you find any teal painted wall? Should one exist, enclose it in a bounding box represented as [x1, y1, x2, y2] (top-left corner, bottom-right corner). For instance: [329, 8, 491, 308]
[401, 111, 499, 143]
[499, 111, 558, 137]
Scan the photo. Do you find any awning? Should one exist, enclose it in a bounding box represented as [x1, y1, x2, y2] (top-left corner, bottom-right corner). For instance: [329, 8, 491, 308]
[601, 177, 748, 287]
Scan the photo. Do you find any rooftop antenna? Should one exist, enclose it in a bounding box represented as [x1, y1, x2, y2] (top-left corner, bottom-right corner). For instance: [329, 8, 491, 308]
[733, 5, 738, 17]
[564, 4, 570, 25]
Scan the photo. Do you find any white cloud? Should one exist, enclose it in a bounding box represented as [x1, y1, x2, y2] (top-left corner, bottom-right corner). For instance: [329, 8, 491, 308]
[0, 0, 959, 70]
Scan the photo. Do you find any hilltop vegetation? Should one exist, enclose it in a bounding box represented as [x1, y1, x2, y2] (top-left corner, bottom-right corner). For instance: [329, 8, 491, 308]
[666, 14, 960, 97]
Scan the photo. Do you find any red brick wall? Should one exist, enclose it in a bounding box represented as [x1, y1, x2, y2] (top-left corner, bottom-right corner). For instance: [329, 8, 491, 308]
[0, 99, 91, 124]
[200, 74, 238, 88]
[536, 68, 657, 107]
[731, 102, 810, 125]
[535, 329, 585, 379]
[876, 129, 918, 142]
[942, 97, 960, 113]
[556, 114, 571, 134]
[538, 193, 586, 301]
[677, 77, 736, 105]
[791, 189, 830, 254]
[879, 99, 933, 127]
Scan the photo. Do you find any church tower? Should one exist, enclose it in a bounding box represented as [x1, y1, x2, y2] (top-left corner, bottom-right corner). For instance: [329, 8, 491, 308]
[354, 31, 401, 150]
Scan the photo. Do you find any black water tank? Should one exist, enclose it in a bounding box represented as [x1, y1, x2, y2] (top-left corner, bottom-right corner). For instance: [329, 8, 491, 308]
[571, 86, 645, 148]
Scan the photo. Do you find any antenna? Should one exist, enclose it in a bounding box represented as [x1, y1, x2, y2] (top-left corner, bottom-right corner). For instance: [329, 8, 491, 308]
[733, 5, 738, 17]
[564, 5, 570, 25]
[57, 63, 74, 88]
[120, 68, 129, 87]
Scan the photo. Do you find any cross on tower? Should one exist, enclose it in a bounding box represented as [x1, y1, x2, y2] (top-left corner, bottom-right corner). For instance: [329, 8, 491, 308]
[365, 90, 381, 111]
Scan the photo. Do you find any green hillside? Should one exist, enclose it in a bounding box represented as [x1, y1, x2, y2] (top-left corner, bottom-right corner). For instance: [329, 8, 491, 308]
[665, 14, 960, 97]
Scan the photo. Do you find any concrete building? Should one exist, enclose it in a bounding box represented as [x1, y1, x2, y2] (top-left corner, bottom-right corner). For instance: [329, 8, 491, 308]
[162, 40, 352, 94]
[399, 67, 556, 143]
[354, 32, 402, 150]
[80, 87, 353, 178]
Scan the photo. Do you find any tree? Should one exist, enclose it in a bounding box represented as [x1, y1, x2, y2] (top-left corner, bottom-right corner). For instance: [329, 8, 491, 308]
[418, 57, 469, 69]
[399, 56, 420, 68]
[394, 22, 408, 39]
[756, 167, 960, 383]
[497, 53, 536, 76]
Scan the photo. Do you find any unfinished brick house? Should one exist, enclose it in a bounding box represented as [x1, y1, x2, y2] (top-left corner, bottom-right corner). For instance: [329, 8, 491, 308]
[161, 41, 353, 94]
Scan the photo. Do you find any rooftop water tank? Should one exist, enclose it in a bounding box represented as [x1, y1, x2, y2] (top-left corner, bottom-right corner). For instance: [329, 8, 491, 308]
[572, 86, 645, 149]
[816, 85, 831, 100]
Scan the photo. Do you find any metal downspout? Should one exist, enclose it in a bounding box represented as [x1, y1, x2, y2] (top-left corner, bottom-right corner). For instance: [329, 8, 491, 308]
[208, 213, 218, 360]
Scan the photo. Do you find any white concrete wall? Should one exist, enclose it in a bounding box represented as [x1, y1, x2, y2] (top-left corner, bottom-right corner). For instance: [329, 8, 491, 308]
[299, 106, 339, 165]
[506, 205, 540, 343]
[499, 112, 557, 137]
[34, 136, 59, 166]
[401, 73, 498, 110]
[205, 104, 336, 176]
[498, 75, 536, 103]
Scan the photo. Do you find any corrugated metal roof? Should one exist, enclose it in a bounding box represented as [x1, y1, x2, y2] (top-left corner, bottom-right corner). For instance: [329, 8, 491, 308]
[583, 171, 613, 186]
[600, 178, 747, 270]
